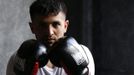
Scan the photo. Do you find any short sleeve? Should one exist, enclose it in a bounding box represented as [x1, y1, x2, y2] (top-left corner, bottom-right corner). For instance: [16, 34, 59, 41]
[80, 45, 95, 75]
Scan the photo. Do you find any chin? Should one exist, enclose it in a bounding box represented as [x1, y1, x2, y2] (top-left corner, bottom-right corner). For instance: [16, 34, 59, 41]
[46, 43, 54, 48]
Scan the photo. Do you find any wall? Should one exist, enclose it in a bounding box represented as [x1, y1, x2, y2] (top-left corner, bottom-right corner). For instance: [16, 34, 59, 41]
[0, 0, 34, 75]
[92, 0, 134, 75]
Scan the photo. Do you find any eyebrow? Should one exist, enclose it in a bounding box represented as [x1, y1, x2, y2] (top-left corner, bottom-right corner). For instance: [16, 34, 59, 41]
[52, 21, 60, 24]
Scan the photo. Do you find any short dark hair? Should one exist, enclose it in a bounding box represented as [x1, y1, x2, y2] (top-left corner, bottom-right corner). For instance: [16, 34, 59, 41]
[30, 0, 67, 20]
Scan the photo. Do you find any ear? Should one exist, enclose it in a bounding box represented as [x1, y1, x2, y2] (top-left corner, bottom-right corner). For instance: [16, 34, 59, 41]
[64, 20, 69, 33]
[29, 22, 35, 34]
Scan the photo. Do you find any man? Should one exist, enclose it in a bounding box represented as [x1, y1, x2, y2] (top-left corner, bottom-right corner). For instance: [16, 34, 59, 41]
[6, 0, 95, 75]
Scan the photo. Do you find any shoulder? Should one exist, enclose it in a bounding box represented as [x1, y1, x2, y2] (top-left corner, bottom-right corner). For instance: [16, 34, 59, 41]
[80, 45, 95, 75]
[6, 51, 26, 75]
[79, 44, 93, 62]
[6, 52, 17, 75]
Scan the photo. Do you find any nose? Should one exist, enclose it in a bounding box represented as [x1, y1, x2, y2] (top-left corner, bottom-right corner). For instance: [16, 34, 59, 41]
[47, 25, 54, 36]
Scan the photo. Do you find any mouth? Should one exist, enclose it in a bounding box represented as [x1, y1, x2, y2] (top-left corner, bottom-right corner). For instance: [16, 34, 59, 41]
[45, 39, 56, 46]
[39, 36, 57, 47]
[47, 39, 55, 43]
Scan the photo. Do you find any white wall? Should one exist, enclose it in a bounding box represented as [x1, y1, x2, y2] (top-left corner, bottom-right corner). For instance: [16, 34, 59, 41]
[0, 0, 34, 75]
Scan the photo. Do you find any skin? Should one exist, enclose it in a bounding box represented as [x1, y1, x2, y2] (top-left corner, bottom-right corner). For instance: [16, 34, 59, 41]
[29, 11, 69, 68]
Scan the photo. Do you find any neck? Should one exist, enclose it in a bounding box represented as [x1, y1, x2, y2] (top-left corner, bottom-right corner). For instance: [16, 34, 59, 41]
[46, 60, 55, 68]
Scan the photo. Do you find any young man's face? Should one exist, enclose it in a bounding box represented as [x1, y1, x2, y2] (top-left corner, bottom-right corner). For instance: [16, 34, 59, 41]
[30, 12, 69, 48]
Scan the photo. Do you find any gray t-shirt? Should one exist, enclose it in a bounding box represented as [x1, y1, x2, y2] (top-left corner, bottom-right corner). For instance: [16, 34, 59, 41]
[6, 45, 95, 75]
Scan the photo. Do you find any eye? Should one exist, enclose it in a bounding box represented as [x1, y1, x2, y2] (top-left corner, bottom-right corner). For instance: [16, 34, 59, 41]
[52, 22, 60, 28]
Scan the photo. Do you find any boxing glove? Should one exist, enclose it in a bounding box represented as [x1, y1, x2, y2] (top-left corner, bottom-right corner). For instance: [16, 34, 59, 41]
[48, 36, 89, 75]
[15, 39, 48, 75]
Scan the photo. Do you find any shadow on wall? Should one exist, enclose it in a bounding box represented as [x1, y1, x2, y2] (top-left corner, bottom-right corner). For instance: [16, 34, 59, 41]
[92, 0, 134, 75]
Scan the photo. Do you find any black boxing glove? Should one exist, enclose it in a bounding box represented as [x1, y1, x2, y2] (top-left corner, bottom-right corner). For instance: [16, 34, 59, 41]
[48, 36, 89, 75]
[15, 39, 48, 75]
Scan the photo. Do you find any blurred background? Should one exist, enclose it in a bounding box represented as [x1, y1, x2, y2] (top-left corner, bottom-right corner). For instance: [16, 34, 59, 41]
[1, 0, 134, 75]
